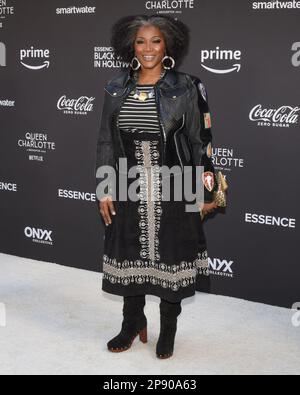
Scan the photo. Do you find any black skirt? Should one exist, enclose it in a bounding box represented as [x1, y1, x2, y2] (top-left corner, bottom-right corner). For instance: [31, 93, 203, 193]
[102, 129, 210, 303]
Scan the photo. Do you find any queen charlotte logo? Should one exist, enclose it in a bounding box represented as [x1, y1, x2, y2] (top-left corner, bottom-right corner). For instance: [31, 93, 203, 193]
[0, 0, 14, 29]
[0, 0, 14, 15]
[211, 147, 244, 171]
[18, 132, 55, 162]
[145, 0, 195, 11]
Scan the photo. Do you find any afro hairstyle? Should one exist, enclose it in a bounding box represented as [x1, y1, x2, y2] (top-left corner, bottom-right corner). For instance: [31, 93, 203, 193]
[110, 14, 190, 69]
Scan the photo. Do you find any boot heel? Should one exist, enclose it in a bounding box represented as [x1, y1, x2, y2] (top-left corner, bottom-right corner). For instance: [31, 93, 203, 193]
[139, 326, 148, 343]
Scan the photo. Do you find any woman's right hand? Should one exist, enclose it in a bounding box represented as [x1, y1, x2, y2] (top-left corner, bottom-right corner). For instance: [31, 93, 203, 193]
[198, 200, 218, 219]
[201, 201, 218, 216]
[99, 195, 116, 226]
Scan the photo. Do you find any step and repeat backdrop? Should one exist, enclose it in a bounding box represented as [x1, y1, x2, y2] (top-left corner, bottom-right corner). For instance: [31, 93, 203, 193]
[0, 0, 299, 308]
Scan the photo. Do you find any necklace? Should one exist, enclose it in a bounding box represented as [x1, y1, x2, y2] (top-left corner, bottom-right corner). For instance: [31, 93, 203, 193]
[132, 69, 166, 102]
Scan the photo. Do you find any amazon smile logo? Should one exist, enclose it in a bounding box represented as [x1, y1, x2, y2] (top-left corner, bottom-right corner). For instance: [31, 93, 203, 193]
[20, 46, 50, 70]
[200, 46, 242, 74]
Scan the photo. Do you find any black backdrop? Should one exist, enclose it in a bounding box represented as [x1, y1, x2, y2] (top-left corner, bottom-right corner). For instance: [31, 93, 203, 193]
[0, 0, 299, 308]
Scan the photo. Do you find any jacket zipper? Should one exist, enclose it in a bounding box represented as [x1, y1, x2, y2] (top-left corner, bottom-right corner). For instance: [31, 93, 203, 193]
[114, 84, 136, 170]
[173, 113, 186, 171]
[154, 85, 166, 166]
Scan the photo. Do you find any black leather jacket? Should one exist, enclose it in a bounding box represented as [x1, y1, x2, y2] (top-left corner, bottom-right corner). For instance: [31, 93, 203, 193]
[95, 67, 216, 203]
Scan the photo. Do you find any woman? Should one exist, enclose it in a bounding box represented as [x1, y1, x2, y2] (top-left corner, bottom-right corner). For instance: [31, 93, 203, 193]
[95, 14, 218, 359]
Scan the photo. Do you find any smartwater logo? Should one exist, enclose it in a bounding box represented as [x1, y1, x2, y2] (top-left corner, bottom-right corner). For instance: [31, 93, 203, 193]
[24, 226, 53, 245]
[201, 47, 241, 74]
[56, 6, 96, 14]
[0, 303, 6, 327]
[252, 1, 300, 9]
[20, 46, 50, 70]
[0, 99, 15, 107]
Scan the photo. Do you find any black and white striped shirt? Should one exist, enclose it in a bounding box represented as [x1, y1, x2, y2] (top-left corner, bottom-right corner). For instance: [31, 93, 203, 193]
[117, 85, 161, 134]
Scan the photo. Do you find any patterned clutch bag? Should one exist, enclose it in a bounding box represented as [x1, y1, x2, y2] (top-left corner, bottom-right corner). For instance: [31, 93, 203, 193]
[213, 171, 228, 207]
[199, 171, 228, 220]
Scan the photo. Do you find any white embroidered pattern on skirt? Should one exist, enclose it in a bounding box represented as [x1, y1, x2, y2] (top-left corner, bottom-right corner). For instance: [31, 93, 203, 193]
[134, 139, 162, 262]
[103, 251, 209, 291]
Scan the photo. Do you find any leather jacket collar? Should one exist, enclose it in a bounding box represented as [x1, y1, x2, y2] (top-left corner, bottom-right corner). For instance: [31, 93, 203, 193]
[105, 68, 190, 103]
[106, 67, 180, 89]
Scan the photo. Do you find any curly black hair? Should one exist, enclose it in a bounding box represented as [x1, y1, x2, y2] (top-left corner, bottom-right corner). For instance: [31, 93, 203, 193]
[110, 14, 190, 69]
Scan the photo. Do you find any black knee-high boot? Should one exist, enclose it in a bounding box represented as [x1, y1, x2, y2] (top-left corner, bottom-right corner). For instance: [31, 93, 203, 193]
[107, 295, 147, 352]
[156, 298, 182, 359]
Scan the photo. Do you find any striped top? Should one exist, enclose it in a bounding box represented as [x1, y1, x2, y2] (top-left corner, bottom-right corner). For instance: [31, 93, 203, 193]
[117, 85, 161, 134]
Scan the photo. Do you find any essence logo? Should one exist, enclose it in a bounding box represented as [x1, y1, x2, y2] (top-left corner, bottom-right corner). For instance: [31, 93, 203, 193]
[0, 303, 6, 327]
[58, 188, 96, 202]
[94, 46, 127, 69]
[245, 213, 296, 228]
[24, 227, 53, 245]
[291, 302, 300, 327]
[0, 181, 17, 192]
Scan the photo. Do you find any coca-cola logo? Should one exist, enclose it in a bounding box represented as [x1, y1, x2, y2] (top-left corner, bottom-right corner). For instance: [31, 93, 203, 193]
[57, 95, 95, 114]
[249, 104, 300, 127]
